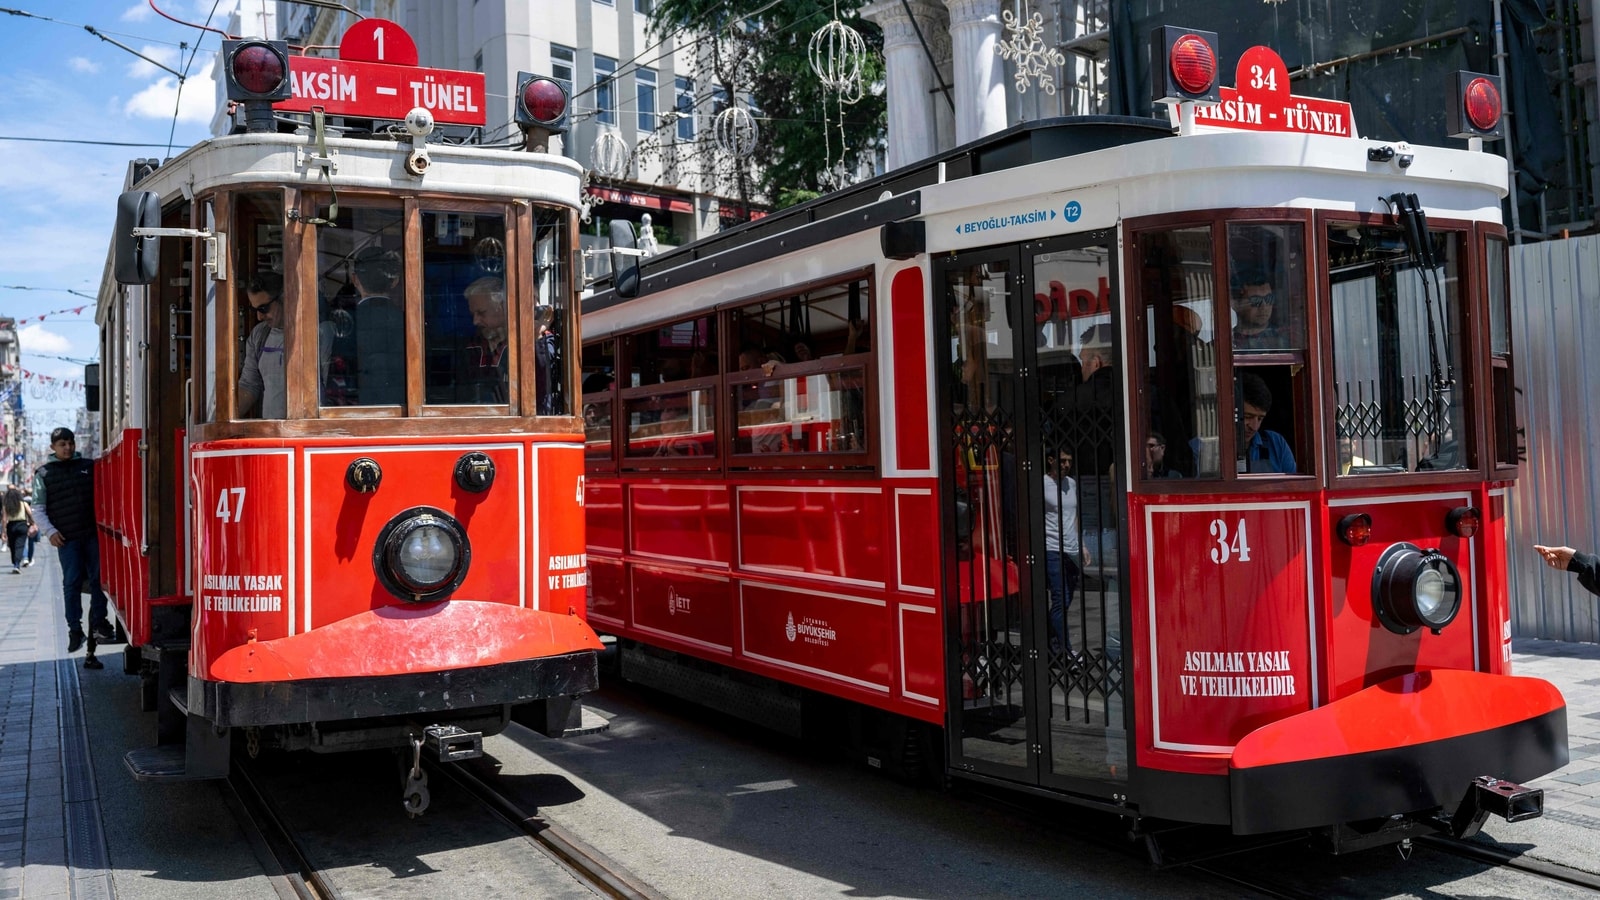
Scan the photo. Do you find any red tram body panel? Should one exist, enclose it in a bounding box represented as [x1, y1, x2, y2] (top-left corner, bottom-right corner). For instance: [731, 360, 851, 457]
[579, 38, 1566, 848]
[89, 23, 600, 810]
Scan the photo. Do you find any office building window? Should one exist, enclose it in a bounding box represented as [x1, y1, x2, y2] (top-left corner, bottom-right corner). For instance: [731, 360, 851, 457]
[636, 0, 653, 12]
[675, 76, 695, 141]
[551, 45, 575, 99]
[637, 68, 657, 133]
[595, 55, 617, 126]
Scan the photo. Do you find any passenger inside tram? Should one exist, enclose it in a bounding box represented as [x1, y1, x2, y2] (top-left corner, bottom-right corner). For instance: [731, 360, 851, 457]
[463, 276, 509, 403]
[351, 245, 405, 406]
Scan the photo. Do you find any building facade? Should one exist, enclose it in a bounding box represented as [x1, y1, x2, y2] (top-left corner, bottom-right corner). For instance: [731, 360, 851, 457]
[228, 1, 764, 253]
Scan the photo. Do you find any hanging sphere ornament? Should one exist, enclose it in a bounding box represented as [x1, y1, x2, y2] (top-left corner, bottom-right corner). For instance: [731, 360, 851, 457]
[809, 17, 866, 103]
[591, 131, 630, 179]
[713, 105, 759, 158]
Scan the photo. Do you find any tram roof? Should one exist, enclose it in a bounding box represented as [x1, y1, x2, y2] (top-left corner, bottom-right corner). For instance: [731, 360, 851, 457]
[121, 131, 585, 207]
[584, 115, 1508, 322]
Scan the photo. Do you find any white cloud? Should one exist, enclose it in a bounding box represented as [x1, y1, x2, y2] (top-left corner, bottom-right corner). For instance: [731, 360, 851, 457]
[124, 66, 219, 124]
[121, 3, 153, 22]
[68, 58, 102, 75]
[19, 325, 74, 356]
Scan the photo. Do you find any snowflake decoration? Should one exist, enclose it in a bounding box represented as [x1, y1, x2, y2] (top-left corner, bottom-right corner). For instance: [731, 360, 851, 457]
[996, 8, 1066, 95]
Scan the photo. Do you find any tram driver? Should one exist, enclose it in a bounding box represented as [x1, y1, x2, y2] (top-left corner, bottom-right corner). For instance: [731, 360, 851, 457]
[1231, 266, 1286, 351]
[238, 272, 333, 419]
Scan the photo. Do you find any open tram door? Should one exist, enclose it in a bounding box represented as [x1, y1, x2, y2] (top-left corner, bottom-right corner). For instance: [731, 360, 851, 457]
[933, 231, 1130, 797]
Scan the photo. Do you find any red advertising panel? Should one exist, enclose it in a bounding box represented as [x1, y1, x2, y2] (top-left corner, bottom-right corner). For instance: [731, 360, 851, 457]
[1146, 502, 1314, 751]
[740, 583, 891, 693]
[192, 449, 294, 675]
[632, 564, 734, 652]
[535, 443, 588, 616]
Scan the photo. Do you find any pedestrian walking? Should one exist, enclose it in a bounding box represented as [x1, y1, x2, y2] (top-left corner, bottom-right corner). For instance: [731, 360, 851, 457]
[1534, 543, 1600, 597]
[4, 487, 35, 573]
[32, 428, 113, 652]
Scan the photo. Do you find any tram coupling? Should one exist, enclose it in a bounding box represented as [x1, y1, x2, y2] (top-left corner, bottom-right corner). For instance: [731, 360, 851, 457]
[423, 724, 484, 763]
[1434, 775, 1544, 840]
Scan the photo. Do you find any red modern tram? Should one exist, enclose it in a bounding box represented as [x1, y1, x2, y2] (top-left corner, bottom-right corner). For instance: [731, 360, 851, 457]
[579, 34, 1567, 850]
[91, 23, 599, 814]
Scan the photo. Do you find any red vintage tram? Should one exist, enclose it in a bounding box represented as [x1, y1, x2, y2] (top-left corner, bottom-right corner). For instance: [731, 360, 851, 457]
[90, 24, 599, 813]
[579, 35, 1567, 850]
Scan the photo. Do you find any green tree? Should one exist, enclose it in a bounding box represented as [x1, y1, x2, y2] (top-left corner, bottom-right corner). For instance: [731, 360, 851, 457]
[649, 0, 886, 210]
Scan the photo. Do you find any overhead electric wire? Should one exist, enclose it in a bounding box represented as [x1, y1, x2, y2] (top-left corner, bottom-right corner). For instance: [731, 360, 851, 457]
[0, 6, 192, 48]
[165, 0, 224, 156]
[0, 135, 184, 148]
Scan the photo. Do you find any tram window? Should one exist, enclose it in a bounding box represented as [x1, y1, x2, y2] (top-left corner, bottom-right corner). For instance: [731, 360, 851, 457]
[583, 340, 617, 465]
[1135, 226, 1215, 478]
[1487, 235, 1519, 467]
[420, 210, 511, 406]
[1329, 222, 1468, 474]
[1227, 224, 1307, 356]
[315, 204, 405, 409]
[622, 387, 716, 459]
[728, 276, 872, 466]
[624, 316, 717, 387]
[619, 316, 718, 466]
[233, 191, 318, 421]
[531, 207, 572, 416]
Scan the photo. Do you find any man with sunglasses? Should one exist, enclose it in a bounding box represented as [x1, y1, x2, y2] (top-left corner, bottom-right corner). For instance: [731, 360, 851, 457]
[238, 271, 333, 418]
[1231, 267, 1285, 351]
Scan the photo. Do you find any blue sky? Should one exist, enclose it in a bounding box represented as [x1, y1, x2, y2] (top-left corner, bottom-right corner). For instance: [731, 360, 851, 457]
[0, 1, 249, 438]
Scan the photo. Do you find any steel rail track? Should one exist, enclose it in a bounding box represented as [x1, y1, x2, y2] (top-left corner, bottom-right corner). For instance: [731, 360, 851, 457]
[426, 759, 666, 900]
[225, 760, 342, 900]
[1419, 834, 1600, 892]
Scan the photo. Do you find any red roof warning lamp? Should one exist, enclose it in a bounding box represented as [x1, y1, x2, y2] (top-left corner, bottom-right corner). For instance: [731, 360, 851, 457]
[515, 72, 569, 151]
[1151, 26, 1220, 105]
[222, 39, 292, 133]
[1446, 71, 1504, 141]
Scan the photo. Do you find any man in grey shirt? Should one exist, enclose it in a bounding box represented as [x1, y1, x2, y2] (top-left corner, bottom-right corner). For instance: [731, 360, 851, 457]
[238, 272, 332, 418]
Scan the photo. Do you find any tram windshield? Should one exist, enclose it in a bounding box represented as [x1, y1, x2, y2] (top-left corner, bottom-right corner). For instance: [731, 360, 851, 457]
[1329, 223, 1467, 474]
[217, 194, 574, 421]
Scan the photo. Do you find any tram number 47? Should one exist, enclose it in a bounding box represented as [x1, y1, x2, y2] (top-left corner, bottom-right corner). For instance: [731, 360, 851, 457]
[1209, 518, 1252, 564]
[215, 487, 247, 524]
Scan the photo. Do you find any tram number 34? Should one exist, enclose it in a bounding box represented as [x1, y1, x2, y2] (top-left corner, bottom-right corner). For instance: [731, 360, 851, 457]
[1209, 518, 1252, 565]
[215, 487, 247, 524]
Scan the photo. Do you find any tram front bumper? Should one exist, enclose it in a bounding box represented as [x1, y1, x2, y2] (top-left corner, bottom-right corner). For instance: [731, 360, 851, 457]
[193, 599, 603, 727]
[1226, 669, 1567, 834]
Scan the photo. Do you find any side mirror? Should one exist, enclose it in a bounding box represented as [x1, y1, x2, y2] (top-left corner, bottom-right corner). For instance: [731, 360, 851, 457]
[84, 363, 100, 413]
[608, 219, 641, 300]
[113, 191, 161, 285]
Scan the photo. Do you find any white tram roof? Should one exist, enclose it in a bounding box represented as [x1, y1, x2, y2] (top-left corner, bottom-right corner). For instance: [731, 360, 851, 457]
[99, 131, 585, 325]
[584, 116, 1507, 339]
[117, 131, 584, 208]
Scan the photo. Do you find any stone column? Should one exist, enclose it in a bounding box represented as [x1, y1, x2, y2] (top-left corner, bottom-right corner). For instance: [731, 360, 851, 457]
[943, 0, 1008, 144]
[861, 0, 945, 170]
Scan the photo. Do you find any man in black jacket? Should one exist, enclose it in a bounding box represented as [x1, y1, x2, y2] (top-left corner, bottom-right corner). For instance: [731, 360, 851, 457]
[1535, 543, 1600, 597]
[32, 428, 112, 652]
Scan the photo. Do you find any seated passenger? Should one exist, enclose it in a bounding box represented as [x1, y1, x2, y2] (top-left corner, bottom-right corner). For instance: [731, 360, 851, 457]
[464, 276, 509, 403]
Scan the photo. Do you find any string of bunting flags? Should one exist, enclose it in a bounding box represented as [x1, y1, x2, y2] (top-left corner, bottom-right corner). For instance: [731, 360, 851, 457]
[7, 304, 95, 326]
[0, 366, 85, 403]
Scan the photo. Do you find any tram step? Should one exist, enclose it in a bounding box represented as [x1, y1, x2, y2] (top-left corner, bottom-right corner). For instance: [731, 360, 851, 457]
[122, 746, 223, 782]
[168, 688, 189, 716]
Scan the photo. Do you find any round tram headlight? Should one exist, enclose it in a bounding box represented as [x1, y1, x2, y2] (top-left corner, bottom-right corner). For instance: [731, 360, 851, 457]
[373, 507, 470, 602]
[1371, 541, 1462, 636]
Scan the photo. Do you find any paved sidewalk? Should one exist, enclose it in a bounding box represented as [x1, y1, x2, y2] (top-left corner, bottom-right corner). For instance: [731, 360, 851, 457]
[0, 546, 112, 900]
